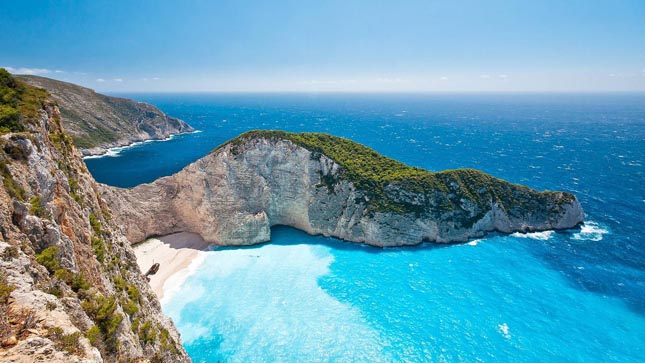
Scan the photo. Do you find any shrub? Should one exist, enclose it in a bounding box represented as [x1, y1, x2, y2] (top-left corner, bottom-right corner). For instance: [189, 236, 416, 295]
[70, 273, 90, 292]
[85, 325, 101, 346]
[112, 275, 126, 291]
[71, 192, 83, 206]
[3, 141, 28, 161]
[0, 160, 26, 200]
[45, 283, 63, 298]
[126, 284, 140, 302]
[123, 299, 138, 316]
[138, 320, 156, 344]
[91, 237, 105, 263]
[89, 213, 102, 235]
[54, 268, 73, 282]
[53, 268, 89, 293]
[81, 294, 123, 352]
[1, 246, 18, 261]
[36, 246, 60, 273]
[48, 327, 82, 354]
[29, 196, 47, 217]
[46, 301, 57, 310]
[160, 327, 179, 354]
[0, 271, 14, 303]
[0, 68, 48, 130]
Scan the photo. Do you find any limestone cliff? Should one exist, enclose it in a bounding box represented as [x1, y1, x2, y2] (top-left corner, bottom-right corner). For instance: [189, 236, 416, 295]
[104, 131, 584, 247]
[1, 69, 189, 362]
[17, 75, 194, 156]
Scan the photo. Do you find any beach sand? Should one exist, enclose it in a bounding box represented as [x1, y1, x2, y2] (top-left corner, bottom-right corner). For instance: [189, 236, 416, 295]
[133, 232, 211, 300]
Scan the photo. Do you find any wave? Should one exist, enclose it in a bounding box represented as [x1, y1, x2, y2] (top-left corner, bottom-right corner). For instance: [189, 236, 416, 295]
[82, 130, 201, 160]
[497, 323, 511, 339]
[572, 221, 609, 242]
[510, 230, 554, 240]
[160, 250, 208, 306]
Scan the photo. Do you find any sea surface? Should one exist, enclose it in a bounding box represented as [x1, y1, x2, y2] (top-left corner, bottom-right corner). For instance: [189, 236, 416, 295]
[86, 93, 644, 362]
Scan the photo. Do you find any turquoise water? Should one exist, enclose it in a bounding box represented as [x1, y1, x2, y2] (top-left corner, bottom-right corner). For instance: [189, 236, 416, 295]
[87, 93, 644, 362]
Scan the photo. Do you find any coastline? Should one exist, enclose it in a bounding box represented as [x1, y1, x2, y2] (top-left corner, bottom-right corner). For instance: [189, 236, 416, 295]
[133, 232, 211, 301]
[82, 130, 201, 159]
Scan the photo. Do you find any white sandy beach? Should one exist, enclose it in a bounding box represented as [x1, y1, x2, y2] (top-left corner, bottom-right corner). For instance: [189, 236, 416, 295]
[133, 232, 211, 300]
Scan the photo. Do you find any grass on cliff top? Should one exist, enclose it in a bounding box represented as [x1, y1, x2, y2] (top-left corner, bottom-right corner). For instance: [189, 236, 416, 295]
[213, 130, 573, 214]
[0, 68, 49, 134]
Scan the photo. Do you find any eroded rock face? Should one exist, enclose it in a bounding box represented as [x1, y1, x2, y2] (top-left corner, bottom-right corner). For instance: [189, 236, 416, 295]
[1, 97, 190, 361]
[104, 135, 584, 247]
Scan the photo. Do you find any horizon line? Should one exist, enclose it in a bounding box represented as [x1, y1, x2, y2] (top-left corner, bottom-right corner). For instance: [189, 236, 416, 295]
[101, 89, 645, 95]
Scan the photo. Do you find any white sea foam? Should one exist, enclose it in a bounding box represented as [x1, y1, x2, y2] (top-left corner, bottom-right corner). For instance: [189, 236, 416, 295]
[82, 130, 200, 160]
[572, 221, 609, 242]
[498, 323, 511, 339]
[467, 239, 481, 246]
[510, 230, 554, 240]
[160, 250, 208, 306]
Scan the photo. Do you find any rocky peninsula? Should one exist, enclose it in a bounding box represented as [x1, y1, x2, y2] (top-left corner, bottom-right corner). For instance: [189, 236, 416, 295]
[17, 75, 194, 157]
[104, 130, 584, 247]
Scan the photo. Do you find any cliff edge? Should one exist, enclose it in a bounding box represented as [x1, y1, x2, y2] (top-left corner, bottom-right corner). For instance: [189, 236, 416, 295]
[1, 69, 189, 362]
[104, 130, 584, 247]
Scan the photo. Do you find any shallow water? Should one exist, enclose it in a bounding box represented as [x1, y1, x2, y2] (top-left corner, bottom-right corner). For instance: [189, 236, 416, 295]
[87, 93, 644, 362]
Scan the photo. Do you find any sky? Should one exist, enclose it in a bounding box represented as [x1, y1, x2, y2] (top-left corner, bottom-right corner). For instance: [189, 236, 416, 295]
[1, 0, 644, 92]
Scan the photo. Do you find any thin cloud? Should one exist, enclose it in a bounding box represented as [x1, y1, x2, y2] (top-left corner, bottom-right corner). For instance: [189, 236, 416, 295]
[114, 78, 124, 82]
[375, 77, 410, 83]
[96, 78, 106, 82]
[480, 74, 491, 79]
[440, 76, 448, 81]
[3, 66, 51, 75]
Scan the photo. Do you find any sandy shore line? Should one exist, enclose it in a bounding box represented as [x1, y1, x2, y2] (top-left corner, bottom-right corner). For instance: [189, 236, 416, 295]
[133, 232, 211, 300]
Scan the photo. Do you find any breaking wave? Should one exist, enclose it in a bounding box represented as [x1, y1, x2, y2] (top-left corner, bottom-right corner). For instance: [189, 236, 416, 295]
[510, 230, 554, 240]
[572, 221, 609, 242]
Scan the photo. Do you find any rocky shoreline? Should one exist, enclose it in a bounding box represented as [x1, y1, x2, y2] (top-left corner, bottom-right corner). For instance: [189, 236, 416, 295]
[81, 130, 200, 158]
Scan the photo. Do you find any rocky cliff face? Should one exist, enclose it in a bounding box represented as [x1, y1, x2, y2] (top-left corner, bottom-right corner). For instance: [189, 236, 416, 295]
[17, 75, 194, 156]
[1, 70, 189, 362]
[104, 131, 584, 247]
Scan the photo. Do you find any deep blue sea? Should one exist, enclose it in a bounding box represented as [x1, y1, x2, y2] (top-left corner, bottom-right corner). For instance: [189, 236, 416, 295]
[87, 93, 644, 362]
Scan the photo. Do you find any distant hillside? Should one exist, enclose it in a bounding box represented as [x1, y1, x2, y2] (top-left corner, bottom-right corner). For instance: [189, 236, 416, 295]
[17, 75, 193, 156]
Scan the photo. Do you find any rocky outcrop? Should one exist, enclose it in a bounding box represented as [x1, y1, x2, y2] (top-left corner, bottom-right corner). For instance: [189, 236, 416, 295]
[1, 70, 189, 362]
[17, 75, 194, 156]
[104, 131, 584, 247]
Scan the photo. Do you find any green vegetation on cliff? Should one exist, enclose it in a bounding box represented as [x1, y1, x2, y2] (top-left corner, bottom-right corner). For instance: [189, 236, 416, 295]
[217, 130, 575, 224]
[0, 68, 49, 134]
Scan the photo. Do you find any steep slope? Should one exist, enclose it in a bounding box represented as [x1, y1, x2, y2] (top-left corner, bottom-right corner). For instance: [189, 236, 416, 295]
[104, 131, 584, 247]
[1, 69, 189, 362]
[17, 75, 193, 156]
